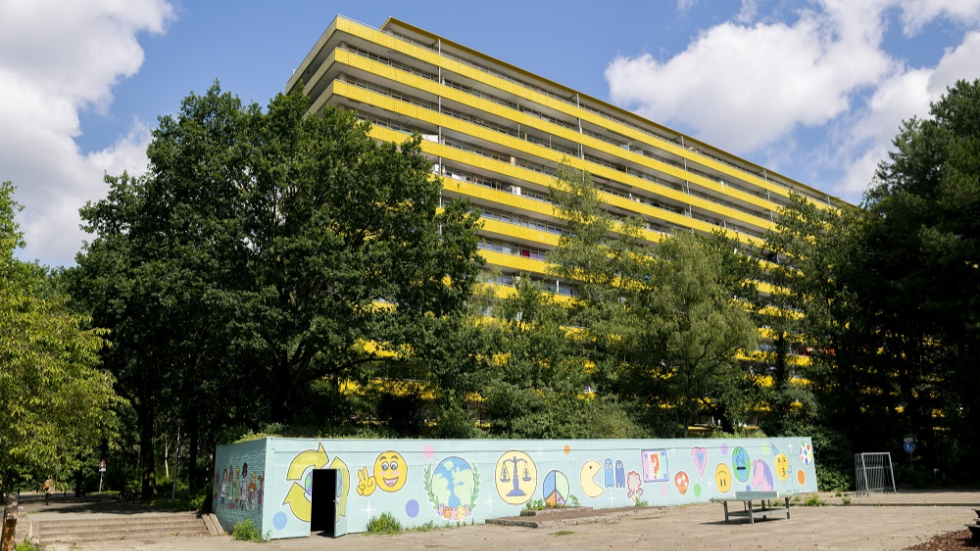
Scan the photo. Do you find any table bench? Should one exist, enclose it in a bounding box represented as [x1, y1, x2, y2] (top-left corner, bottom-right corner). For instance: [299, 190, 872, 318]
[711, 491, 791, 524]
[968, 509, 980, 543]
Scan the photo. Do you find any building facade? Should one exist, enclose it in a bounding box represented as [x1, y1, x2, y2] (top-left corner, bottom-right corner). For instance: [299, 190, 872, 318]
[287, 16, 844, 310]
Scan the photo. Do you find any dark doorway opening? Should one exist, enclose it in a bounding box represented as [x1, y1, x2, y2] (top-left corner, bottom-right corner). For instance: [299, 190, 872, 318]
[310, 469, 340, 537]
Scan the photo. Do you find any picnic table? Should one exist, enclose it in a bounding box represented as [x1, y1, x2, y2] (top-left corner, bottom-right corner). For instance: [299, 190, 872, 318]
[711, 491, 791, 524]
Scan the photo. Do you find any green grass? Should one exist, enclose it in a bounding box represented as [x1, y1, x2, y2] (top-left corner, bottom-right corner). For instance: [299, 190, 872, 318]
[551, 530, 575, 536]
[411, 521, 438, 532]
[803, 494, 827, 507]
[366, 512, 403, 535]
[15, 540, 38, 551]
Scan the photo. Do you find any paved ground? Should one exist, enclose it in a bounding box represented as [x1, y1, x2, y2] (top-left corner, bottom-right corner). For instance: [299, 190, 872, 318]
[14, 490, 980, 551]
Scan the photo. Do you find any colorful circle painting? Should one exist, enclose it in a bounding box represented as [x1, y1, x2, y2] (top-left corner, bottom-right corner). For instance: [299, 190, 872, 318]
[425, 456, 479, 520]
[273, 512, 288, 530]
[715, 463, 732, 494]
[732, 446, 751, 483]
[495, 450, 537, 505]
[797, 469, 806, 485]
[542, 470, 570, 507]
[775, 453, 791, 482]
[406, 499, 420, 518]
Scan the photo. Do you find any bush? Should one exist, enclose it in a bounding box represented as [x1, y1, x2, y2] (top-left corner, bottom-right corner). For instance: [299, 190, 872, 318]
[186, 486, 209, 512]
[366, 512, 402, 535]
[894, 465, 936, 488]
[815, 463, 853, 492]
[232, 519, 263, 542]
[15, 540, 38, 551]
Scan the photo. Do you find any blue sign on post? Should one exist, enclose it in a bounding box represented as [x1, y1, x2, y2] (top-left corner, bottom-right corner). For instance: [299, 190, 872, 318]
[903, 440, 915, 454]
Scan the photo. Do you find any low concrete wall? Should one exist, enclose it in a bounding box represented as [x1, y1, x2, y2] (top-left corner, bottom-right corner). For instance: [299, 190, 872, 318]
[213, 436, 817, 539]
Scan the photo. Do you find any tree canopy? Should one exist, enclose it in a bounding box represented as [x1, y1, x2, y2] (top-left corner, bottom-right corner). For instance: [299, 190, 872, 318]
[70, 84, 482, 495]
[0, 181, 118, 495]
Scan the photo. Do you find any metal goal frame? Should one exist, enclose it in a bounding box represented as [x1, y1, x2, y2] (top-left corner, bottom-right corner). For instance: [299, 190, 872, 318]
[854, 452, 897, 495]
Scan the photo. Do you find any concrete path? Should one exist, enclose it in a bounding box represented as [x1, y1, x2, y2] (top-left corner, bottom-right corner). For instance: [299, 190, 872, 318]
[13, 490, 980, 551]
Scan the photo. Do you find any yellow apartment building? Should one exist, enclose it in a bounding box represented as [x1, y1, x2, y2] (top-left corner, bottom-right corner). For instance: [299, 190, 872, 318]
[287, 15, 845, 370]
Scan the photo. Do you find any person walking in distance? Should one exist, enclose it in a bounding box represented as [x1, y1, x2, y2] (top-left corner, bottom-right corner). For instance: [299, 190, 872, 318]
[43, 476, 54, 505]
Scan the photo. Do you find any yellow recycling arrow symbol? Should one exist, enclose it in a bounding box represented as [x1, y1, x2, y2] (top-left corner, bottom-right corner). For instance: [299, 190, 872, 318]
[283, 482, 311, 522]
[287, 442, 329, 480]
[282, 442, 349, 524]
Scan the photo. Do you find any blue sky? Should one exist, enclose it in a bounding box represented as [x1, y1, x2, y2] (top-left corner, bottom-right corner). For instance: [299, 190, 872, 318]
[2, 0, 980, 267]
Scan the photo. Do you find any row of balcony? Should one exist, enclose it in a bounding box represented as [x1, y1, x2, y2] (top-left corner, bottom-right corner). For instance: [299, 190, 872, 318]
[367, 21, 827, 202]
[335, 43, 788, 212]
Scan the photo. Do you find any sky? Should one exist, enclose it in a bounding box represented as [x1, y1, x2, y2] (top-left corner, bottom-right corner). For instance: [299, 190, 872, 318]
[2, 0, 979, 267]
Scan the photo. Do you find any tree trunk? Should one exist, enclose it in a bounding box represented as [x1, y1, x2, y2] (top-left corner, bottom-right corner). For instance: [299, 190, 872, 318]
[74, 452, 84, 498]
[138, 402, 156, 498]
[271, 363, 292, 425]
[0, 493, 18, 551]
[187, 406, 199, 492]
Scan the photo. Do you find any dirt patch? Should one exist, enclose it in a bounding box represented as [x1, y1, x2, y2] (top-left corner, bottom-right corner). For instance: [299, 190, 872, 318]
[906, 529, 979, 550]
[487, 506, 664, 527]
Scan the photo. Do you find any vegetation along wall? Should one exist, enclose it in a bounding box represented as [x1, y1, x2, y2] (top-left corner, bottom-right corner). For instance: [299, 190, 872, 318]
[213, 437, 817, 539]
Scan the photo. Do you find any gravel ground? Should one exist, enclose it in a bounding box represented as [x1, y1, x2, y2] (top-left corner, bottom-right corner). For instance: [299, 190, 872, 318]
[14, 490, 980, 551]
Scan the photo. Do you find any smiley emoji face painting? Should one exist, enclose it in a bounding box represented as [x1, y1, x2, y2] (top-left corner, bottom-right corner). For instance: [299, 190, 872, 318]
[774, 453, 791, 482]
[715, 463, 732, 494]
[356, 450, 408, 496]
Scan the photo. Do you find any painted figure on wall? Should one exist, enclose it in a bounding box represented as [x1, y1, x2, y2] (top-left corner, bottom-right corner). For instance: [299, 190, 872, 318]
[258, 474, 264, 508]
[604, 458, 614, 488]
[580, 460, 604, 498]
[220, 469, 228, 505]
[240, 463, 249, 510]
[751, 460, 774, 491]
[673, 471, 690, 495]
[626, 471, 643, 503]
[615, 460, 626, 488]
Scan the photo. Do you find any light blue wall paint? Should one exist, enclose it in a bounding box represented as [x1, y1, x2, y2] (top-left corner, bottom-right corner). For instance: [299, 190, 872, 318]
[214, 437, 817, 540]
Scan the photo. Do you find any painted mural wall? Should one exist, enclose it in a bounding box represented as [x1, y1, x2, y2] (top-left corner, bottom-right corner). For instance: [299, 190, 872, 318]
[213, 437, 817, 540]
[211, 438, 267, 534]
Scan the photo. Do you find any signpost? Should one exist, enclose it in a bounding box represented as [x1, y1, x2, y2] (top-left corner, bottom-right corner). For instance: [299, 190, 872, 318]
[99, 458, 106, 494]
[903, 437, 914, 468]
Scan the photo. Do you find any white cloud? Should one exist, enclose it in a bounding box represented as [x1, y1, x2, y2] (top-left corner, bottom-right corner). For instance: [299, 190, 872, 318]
[897, 0, 980, 34]
[835, 30, 980, 198]
[0, 0, 174, 266]
[606, 2, 895, 155]
[605, 0, 980, 203]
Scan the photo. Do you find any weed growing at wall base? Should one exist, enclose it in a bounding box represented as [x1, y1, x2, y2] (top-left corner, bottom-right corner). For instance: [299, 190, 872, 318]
[232, 519, 263, 541]
[366, 512, 403, 535]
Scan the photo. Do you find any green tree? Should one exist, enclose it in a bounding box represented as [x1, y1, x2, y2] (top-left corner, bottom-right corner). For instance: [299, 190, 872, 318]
[547, 165, 758, 436]
[861, 78, 980, 470]
[0, 182, 118, 498]
[480, 275, 635, 438]
[71, 84, 482, 493]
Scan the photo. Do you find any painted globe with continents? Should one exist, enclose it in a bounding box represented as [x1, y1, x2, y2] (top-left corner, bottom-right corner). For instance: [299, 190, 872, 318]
[426, 456, 479, 521]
